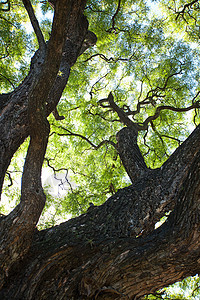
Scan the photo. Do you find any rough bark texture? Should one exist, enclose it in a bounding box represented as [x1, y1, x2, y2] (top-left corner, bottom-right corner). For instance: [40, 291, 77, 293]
[0, 0, 200, 299]
[0, 0, 92, 195]
[116, 127, 149, 182]
[0, 0, 89, 289]
[0, 145, 199, 299]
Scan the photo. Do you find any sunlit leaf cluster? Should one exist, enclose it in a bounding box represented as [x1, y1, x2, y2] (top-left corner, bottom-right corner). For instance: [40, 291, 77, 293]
[1, 0, 199, 223]
[143, 275, 200, 299]
[0, 0, 199, 296]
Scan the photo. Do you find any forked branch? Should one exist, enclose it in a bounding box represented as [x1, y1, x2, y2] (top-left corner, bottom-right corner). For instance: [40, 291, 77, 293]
[99, 92, 138, 128]
[175, 0, 199, 20]
[99, 91, 200, 131]
[51, 125, 116, 150]
[142, 100, 200, 129]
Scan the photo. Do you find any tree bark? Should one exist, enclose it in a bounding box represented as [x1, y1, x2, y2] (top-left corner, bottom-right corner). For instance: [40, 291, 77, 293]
[0, 146, 199, 299]
[116, 126, 149, 183]
[0, 0, 89, 289]
[0, 0, 200, 298]
[0, 0, 92, 195]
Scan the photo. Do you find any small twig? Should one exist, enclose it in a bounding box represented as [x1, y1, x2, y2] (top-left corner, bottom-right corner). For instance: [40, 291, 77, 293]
[161, 134, 182, 146]
[191, 284, 200, 296]
[88, 108, 121, 123]
[83, 52, 137, 63]
[44, 157, 68, 173]
[51, 126, 116, 150]
[150, 121, 170, 158]
[5, 171, 13, 187]
[0, 44, 9, 60]
[0, 0, 10, 11]
[0, 73, 16, 88]
[89, 72, 110, 99]
[85, 4, 105, 14]
[107, 0, 122, 33]
[0, 15, 18, 27]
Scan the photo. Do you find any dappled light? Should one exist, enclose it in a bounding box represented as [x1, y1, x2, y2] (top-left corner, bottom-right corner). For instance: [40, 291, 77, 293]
[0, 0, 199, 299]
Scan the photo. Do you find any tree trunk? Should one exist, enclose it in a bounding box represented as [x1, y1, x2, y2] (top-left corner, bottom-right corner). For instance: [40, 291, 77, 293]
[0, 0, 199, 298]
[0, 145, 199, 299]
[0, 0, 93, 195]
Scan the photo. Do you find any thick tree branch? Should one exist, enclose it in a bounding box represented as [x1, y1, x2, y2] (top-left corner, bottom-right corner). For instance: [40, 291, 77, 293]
[116, 127, 148, 182]
[99, 92, 138, 128]
[98, 93, 198, 186]
[18, 0, 77, 215]
[99, 91, 200, 131]
[0, 0, 88, 287]
[0, 0, 92, 196]
[115, 124, 200, 234]
[22, 0, 46, 52]
[161, 124, 200, 195]
[1, 149, 199, 299]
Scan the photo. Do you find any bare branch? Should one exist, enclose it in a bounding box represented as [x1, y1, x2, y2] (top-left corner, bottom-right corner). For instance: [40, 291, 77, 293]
[44, 157, 69, 173]
[107, 0, 122, 33]
[51, 126, 116, 150]
[0, 15, 18, 27]
[175, 0, 199, 20]
[83, 53, 115, 63]
[5, 171, 13, 187]
[89, 73, 110, 100]
[99, 92, 136, 127]
[88, 108, 121, 123]
[83, 52, 138, 63]
[0, 73, 16, 88]
[142, 100, 200, 129]
[134, 68, 184, 114]
[85, 4, 105, 13]
[160, 134, 182, 146]
[0, 43, 9, 60]
[22, 0, 46, 51]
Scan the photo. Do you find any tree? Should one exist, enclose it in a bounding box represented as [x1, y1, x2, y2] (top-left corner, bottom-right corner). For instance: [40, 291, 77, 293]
[0, 0, 200, 299]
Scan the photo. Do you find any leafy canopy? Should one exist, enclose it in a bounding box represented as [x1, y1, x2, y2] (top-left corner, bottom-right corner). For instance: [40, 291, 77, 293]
[1, 0, 200, 224]
[1, 0, 200, 298]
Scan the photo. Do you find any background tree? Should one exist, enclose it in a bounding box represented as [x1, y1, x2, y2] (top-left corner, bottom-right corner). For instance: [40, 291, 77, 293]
[0, 0, 200, 299]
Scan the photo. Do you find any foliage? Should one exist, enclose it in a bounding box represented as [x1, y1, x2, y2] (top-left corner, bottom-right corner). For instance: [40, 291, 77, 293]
[1, 0, 200, 225]
[0, 0, 199, 297]
[143, 275, 200, 299]
[0, 0, 31, 90]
